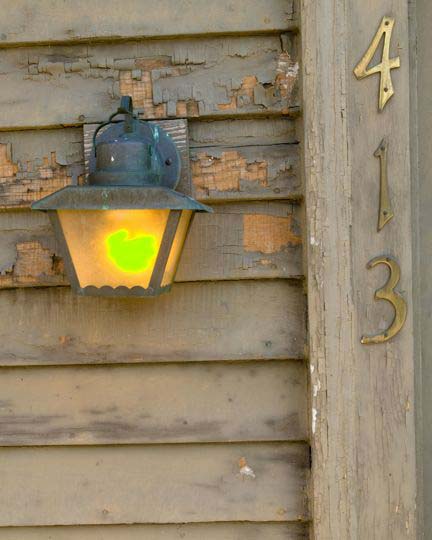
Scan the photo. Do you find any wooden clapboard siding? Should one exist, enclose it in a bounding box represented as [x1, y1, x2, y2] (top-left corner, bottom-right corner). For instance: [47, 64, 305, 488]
[179, 202, 301, 281]
[0, 3, 309, 538]
[0, 129, 84, 209]
[0, 280, 305, 366]
[0, 202, 302, 289]
[0, 121, 300, 209]
[0, 443, 309, 526]
[189, 118, 298, 147]
[0, 360, 307, 446]
[0, 35, 299, 130]
[0, 523, 309, 540]
[0, 0, 297, 47]
[191, 144, 299, 202]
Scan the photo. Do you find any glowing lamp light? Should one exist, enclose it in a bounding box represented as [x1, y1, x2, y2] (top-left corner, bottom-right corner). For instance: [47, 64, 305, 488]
[32, 97, 212, 297]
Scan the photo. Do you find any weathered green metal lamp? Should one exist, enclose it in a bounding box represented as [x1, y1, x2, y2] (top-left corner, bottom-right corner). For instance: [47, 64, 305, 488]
[32, 96, 211, 297]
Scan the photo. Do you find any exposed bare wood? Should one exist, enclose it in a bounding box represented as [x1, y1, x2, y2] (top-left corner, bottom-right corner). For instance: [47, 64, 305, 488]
[0, 523, 309, 540]
[0, 280, 305, 366]
[190, 145, 299, 202]
[0, 36, 299, 130]
[0, 360, 307, 446]
[0, 125, 300, 209]
[301, 0, 417, 538]
[0, 1, 297, 47]
[0, 202, 302, 289]
[0, 443, 309, 526]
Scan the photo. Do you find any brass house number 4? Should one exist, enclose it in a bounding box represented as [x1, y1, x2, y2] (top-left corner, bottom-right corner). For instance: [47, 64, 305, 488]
[355, 16, 407, 344]
[354, 16, 400, 111]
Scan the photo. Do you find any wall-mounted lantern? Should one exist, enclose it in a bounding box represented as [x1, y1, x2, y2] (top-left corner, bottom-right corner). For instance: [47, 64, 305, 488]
[32, 96, 212, 297]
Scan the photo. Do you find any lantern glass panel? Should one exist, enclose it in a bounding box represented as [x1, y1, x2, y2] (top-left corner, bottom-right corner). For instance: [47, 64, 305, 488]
[161, 210, 193, 287]
[57, 209, 170, 289]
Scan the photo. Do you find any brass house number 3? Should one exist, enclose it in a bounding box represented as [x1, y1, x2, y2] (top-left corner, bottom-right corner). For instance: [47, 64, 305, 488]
[354, 16, 407, 344]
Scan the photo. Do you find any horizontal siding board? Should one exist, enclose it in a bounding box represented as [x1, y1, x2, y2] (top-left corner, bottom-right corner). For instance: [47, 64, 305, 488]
[0, 360, 307, 446]
[0, 36, 299, 130]
[0, 129, 84, 209]
[191, 144, 300, 202]
[0, 1, 297, 47]
[179, 202, 302, 280]
[0, 125, 300, 210]
[189, 118, 298, 148]
[0, 202, 302, 289]
[0, 523, 309, 539]
[83, 124, 300, 203]
[0, 443, 309, 526]
[0, 280, 305, 366]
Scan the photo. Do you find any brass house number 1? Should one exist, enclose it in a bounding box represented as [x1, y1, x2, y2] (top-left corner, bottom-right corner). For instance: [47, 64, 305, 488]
[354, 16, 407, 344]
[374, 138, 394, 231]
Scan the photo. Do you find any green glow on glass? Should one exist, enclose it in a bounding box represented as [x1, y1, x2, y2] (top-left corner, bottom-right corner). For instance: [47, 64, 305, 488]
[106, 229, 157, 273]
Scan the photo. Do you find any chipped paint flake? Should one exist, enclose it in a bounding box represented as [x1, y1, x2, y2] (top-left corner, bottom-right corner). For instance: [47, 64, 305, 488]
[238, 457, 256, 479]
[0, 241, 65, 288]
[191, 150, 268, 195]
[218, 75, 258, 111]
[0, 143, 83, 209]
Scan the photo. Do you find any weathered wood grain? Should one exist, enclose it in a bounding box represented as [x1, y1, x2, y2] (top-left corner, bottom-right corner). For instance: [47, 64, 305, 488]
[0, 280, 305, 366]
[0, 443, 309, 526]
[301, 0, 417, 538]
[0, 0, 297, 47]
[0, 123, 300, 209]
[0, 360, 307, 446]
[0, 202, 302, 288]
[415, 0, 430, 533]
[0, 36, 299, 130]
[0, 523, 309, 540]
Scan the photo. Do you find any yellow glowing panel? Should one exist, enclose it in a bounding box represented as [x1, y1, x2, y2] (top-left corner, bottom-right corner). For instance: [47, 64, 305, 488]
[58, 209, 169, 289]
[161, 210, 192, 287]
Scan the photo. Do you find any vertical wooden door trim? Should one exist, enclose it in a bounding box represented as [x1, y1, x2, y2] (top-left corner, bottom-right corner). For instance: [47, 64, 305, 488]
[301, 0, 417, 538]
[301, 1, 356, 537]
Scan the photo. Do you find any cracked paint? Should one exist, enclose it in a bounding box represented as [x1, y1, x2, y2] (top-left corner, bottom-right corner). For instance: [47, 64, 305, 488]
[0, 241, 65, 288]
[0, 143, 84, 208]
[191, 150, 268, 195]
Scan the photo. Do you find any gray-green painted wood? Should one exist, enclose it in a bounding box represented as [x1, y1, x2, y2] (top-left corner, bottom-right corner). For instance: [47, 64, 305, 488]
[0, 1, 297, 46]
[0, 280, 305, 366]
[0, 360, 307, 445]
[0, 523, 309, 540]
[0, 443, 309, 526]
